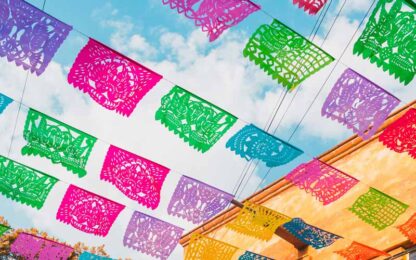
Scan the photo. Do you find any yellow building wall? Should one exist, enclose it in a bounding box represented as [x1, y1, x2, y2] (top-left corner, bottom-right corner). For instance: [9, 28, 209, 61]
[185, 133, 416, 259]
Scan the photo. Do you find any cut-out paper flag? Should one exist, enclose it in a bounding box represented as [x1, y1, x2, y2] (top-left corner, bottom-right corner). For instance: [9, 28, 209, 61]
[379, 108, 416, 159]
[0, 93, 13, 113]
[0, 0, 72, 75]
[161, 0, 260, 41]
[353, 0, 415, 85]
[68, 39, 162, 117]
[244, 19, 334, 90]
[167, 175, 234, 224]
[123, 211, 183, 260]
[285, 158, 359, 205]
[0, 155, 58, 209]
[239, 251, 273, 260]
[185, 234, 238, 260]
[79, 252, 112, 260]
[10, 232, 73, 260]
[322, 68, 400, 140]
[21, 109, 97, 177]
[56, 185, 125, 236]
[292, 0, 328, 14]
[0, 224, 10, 236]
[335, 241, 390, 260]
[226, 124, 303, 167]
[11, 232, 43, 259]
[226, 201, 291, 241]
[397, 213, 416, 243]
[283, 218, 341, 249]
[155, 86, 237, 153]
[101, 145, 170, 210]
[349, 187, 408, 230]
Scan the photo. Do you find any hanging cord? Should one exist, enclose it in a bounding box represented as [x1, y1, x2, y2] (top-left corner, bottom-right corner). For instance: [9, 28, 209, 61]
[251, 0, 376, 193]
[287, 0, 375, 142]
[7, 0, 48, 157]
[234, 0, 335, 198]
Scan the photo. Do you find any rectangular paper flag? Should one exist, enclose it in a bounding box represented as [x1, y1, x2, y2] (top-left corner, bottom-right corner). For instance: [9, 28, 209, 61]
[161, 0, 260, 41]
[226, 201, 291, 241]
[244, 19, 334, 90]
[349, 188, 408, 230]
[185, 234, 238, 260]
[0, 224, 10, 236]
[0, 155, 58, 209]
[123, 211, 183, 260]
[283, 218, 341, 249]
[397, 213, 416, 243]
[353, 0, 415, 85]
[379, 108, 416, 159]
[226, 124, 303, 167]
[10, 233, 73, 259]
[0, 93, 13, 114]
[156, 86, 237, 153]
[0, 0, 72, 75]
[56, 185, 125, 236]
[101, 145, 170, 210]
[335, 241, 390, 259]
[322, 68, 400, 140]
[68, 39, 162, 117]
[21, 109, 97, 177]
[292, 0, 328, 14]
[168, 175, 234, 224]
[285, 158, 359, 205]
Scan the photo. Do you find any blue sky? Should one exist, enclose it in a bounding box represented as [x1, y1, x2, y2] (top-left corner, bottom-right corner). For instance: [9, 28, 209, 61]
[0, 0, 415, 259]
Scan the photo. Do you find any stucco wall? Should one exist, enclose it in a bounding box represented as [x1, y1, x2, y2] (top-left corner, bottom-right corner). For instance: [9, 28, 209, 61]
[183, 117, 416, 259]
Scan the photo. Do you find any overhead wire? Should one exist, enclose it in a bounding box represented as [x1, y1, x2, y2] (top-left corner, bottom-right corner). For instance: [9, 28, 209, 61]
[234, 0, 336, 198]
[2, 0, 414, 255]
[287, 0, 376, 142]
[245, 0, 377, 195]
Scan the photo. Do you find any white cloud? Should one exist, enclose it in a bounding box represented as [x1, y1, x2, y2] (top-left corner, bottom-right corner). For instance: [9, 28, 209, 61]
[0, 2, 415, 260]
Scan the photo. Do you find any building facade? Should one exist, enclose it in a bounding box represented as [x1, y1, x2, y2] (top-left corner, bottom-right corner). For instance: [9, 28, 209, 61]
[180, 102, 416, 260]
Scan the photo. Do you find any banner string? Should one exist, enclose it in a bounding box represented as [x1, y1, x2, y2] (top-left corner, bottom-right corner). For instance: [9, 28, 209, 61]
[1, 0, 414, 254]
[243, 0, 379, 197]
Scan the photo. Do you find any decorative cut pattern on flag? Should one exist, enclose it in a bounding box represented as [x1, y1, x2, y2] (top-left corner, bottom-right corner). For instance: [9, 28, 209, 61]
[0, 155, 58, 209]
[161, 0, 260, 41]
[167, 175, 234, 224]
[322, 68, 400, 140]
[56, 185, 125, 236]
[285, 159, 359, 205]
[38, 239, 73, 260]
[397, 213, 416, 243]
[185, 234, 238, 260]
[11, 233, 44, 259]
[0, 93, 12, 113]
[283, 218, 341, 249]
[79, 252, 112, 260]
[10, 233, 73, 260]
[379, 108, 416, 159]
[155, 86, 237, 153]
[68, 39, 162, 117]
[226, 124, 303, 167]
[335, 241, 390, 260]
[101, 145, 170, 209]
[353, 0, 416, 85]
[0, 224, 10, 236]
[292, 0, 328, 14]
[21, 109, 97, 177]
[123, 211, 184, 260]
[244, 19, 334, 90]
[239, 251, 273, 260]
[226, 201, 291, 241]
[0, 0, 72, 75]
[349, 188, 408, 230]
